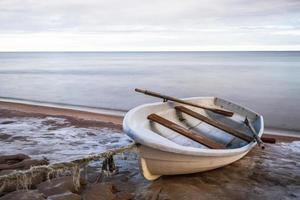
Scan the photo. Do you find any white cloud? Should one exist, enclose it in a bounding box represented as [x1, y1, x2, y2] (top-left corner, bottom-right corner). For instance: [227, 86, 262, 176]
[0, 0, 299, 51]
[273, 30, 300, 36]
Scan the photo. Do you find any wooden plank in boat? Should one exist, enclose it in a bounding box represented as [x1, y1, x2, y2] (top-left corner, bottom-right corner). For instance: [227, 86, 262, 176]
[147, 114, 225, 149]
[175, 106, 253, 143]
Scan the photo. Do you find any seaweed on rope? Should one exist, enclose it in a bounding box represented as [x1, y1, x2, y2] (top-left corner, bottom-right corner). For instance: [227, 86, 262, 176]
[0, 143, 137, 192]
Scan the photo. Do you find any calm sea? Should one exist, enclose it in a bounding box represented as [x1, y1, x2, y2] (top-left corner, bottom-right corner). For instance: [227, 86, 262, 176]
[0, 51, 300, 133]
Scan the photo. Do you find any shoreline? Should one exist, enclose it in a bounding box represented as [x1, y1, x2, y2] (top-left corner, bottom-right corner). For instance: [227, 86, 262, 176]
[0, 100, 299, 199]
[0, 97, 124, 125]
[1, 97, 299, 139]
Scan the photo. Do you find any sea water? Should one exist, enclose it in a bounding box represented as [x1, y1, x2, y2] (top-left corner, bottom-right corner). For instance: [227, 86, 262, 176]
[0, 51, 300, 132]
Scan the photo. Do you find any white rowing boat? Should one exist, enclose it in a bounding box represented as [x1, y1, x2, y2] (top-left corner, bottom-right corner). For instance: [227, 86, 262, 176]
[123, 90, 264, 180]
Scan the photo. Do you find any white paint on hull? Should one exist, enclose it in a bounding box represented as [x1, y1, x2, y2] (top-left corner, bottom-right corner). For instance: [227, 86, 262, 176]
[139, 145, 249, 180]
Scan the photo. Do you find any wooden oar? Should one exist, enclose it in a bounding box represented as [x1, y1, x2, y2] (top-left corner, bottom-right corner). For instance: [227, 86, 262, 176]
[245, 117, 265, 149]
[261, 137, 276, 144]
[148, 114, 225, 149]
[135, 88, 234, 117]
[175, 106, 253, 142]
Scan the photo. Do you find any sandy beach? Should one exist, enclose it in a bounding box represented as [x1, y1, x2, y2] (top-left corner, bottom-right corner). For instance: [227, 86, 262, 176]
[0, 102, 299, 200]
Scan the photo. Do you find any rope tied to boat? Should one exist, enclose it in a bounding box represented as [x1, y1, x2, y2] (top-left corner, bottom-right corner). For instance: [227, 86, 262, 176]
[0, 143, 137, 193]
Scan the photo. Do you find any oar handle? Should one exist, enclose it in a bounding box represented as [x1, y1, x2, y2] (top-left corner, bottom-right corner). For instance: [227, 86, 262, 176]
[135, 88, 166, 99]
[135, 88, 234, 117]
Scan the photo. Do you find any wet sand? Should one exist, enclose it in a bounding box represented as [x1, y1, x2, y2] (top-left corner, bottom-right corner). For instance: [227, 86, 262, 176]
[0, 109, 130, 162]
[0, 109, 299, 200]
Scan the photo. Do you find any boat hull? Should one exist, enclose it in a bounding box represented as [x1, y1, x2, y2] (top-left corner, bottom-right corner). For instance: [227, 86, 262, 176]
[123, 97, 264, 180]
[138, 145, 250, 180]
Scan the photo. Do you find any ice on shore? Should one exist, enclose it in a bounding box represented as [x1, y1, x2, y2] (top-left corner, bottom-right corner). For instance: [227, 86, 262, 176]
[0, 116, 133, 163]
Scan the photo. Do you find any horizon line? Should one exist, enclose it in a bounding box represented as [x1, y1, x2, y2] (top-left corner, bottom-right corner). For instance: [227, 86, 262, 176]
[0, 50, 300, 53]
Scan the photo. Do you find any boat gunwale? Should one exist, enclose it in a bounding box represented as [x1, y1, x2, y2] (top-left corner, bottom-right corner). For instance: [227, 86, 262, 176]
[123, 96, 264, 157]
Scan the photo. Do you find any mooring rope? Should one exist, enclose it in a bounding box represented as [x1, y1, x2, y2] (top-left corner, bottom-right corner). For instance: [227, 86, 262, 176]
[0, 143, 137, 192]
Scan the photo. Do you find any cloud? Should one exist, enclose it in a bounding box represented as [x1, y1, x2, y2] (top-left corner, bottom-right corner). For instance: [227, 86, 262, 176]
[0, 0, 299, 51]
[273, 30, 300, 36]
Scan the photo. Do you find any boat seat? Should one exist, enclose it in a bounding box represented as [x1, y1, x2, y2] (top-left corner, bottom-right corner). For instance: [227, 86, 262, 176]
[174, 106, 253, 143]
[147, 114, 226, 149]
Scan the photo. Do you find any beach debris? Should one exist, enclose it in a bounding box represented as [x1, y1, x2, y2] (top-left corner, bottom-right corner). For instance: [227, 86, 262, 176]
[0, 143, 136, 194]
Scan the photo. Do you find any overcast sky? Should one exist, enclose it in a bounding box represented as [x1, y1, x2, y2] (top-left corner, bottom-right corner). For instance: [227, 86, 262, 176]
[0, 0, 299, 51]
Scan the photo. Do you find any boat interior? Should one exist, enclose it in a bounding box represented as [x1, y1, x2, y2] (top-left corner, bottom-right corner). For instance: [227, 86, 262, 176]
[142, 97, 262, 149]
